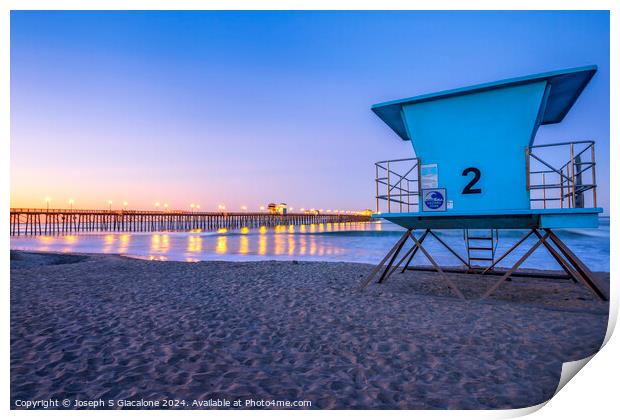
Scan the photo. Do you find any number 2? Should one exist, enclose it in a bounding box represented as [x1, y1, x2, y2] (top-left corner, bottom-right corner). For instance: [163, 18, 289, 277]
[462, 167, 482, 194]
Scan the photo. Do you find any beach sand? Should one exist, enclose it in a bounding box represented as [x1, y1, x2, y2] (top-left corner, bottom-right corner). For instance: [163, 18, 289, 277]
[11, 251, 609, 409]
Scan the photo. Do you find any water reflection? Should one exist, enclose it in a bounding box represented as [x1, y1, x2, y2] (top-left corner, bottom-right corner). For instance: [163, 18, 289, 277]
[150, 234, 160, 252]
[10, 220, 610, 271]
[288, 234, 295, 256]
[23, 224, 364, 260]
[258, 233, 267, 256]
[118, 234, 130, 253]
[187, 235, 202, 253]
[274, 232, 285, 255]
[103, 234, 115, 253]
[239, 235, 249, 254]
[216, 235, 227, 254]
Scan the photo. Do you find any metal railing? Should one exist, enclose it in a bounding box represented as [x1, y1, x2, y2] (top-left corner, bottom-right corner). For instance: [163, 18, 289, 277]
[375, 157, 420, 213]
[527, 140, 597, 209]
[375, 140, 597, 214]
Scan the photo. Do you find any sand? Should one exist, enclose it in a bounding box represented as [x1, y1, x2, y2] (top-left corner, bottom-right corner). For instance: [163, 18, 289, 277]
[10, 251, 609, 409]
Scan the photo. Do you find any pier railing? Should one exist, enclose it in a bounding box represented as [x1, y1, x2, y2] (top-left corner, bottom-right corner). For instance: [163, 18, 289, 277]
[375, 157, 420, 213]
[527, 140, 597, 209]
[9, 209, 372, 236]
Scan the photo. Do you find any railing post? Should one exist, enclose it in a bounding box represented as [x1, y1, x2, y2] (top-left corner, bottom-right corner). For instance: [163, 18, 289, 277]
[386, 161, 391, 213]
[560, 167, 564, 208]
[525, 147, 530, 191]
[570, 143, 576, 208]
[542, 173, 546, 209]
[399, 174, 403, 213]
[407, 178, 410, 212]
[591, 143, 597, 207]
[375, 163, 379, 213]
[574, 154, 584, 208]
[416, 158, 422, 210]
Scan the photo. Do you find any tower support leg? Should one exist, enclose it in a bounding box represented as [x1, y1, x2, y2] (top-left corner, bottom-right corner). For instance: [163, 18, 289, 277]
[482, 229, 535, 274]
[532, 230, 580, 284]
[381, 229, 430, 282]
[399, 229, 429, 273]
[407, 231, 465, 299]
[481, 231, 549, 299]
[544, 229, 608, 301]
[428, 230, 471, 269]
[359, 229, 411, 290]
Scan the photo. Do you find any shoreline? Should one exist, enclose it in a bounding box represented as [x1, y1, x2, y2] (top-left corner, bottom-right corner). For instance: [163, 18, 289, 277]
[11, 245, 612, 275]
[11, 251, 609, 409]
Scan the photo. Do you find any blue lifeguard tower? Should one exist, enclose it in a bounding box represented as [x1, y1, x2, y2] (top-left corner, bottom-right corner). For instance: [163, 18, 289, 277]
[361, 65, 607, 300]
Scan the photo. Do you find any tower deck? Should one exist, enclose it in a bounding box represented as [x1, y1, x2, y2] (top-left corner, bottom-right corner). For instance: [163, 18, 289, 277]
[374, 207, 602, 230]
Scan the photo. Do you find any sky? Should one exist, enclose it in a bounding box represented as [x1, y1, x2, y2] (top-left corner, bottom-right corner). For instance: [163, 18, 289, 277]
[10, 11, 610, 213]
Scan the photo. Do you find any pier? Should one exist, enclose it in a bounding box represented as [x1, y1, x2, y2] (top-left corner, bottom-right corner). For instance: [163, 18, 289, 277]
[10, 208, 372, 236]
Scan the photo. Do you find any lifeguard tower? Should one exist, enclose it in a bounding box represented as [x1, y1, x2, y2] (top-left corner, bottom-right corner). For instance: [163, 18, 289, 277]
[361, 65, 607, 301]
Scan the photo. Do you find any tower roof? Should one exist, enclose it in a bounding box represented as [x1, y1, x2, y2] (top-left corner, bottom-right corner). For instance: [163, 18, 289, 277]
[372, 65, 597, 140]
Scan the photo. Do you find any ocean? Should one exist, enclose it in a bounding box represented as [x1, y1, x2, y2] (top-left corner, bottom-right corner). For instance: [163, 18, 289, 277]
[10, 218, 610, 272]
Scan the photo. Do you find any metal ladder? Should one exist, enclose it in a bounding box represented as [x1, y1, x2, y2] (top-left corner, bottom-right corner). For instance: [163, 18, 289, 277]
[464, 229, 499, 268]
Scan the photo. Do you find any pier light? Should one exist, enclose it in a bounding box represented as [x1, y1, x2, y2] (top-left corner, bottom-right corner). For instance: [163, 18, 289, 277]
[218, 204, 226, 211]
[196, 204, 201, 210]
[154, 201, 160, 209]
[259, 206, 265, 211]
[107, 200, 112, 211]
[241, 205, 247, 211]
[289, 207, 294, 212]
[44, 196, 51, 211]
[319, 209, 324, 212]
[326, 209, 332, 213]
[164, 203, 169, 210]
[190, 203, 195, 213]
[68, 199, 74, 210]
[300, 208, 305, 212]
[123, 201, 128, 209]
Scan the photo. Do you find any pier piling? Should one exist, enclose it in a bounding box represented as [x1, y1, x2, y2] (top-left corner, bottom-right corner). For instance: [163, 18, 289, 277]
[10, 209, 372, 236]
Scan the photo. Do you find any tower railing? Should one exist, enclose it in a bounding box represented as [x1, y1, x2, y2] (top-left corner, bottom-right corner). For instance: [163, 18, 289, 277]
[527, 140, 597, 209]
[375, 157, 420, 213]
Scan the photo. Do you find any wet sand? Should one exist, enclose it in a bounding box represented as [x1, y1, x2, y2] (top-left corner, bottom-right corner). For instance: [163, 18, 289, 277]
[11, 251, 609, 409]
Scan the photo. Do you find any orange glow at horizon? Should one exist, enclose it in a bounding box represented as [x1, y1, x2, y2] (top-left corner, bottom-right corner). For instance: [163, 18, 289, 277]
[10, 191, 368, 216]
